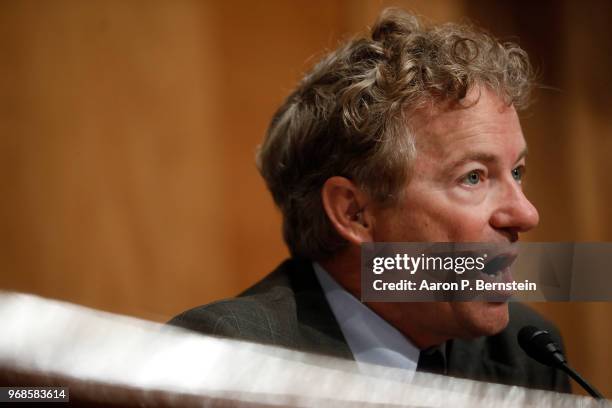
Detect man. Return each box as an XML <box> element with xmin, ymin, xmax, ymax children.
<box><xmin>170</xmin><ymin>9</ymin><xmax>571</xmax><ymax>393</ymax></box>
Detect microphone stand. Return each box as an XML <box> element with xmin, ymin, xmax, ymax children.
<box><xmin>559</xmin><ymin>362</ymin><xmax>604</xmax><ymax>400</ymax></box>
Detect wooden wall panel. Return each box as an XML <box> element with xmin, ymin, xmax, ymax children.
<box><xmin>0</xmin><ymin>0</ymin><xmax>232</xmax><ymax>320</ymax></box>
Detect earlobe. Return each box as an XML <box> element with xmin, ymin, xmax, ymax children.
<box><xmin>321</xmin><ymin>176</ymin><xmax>374</xmax><ymax>245</ymax></box>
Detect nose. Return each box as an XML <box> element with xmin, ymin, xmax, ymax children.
<box><xmin>489</xmin><ymin>181</ymin><xmax>540</xmax><ymax>238</ymax></box>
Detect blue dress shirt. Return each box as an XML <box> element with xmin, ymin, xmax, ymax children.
<box><xmin>313</xmin><ymin>262</ymin><xmax>420</xmax><ymax>375</ymax></box>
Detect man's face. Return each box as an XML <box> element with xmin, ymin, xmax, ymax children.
<box><xmin>369</xmin><ymin>87</ymin><xmax>539</xmax><ymax>343</ymax></box>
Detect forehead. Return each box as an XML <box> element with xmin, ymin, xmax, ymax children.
<box><xmin>409</xmin><ymin>88</ymin><xmax>525</xmax><ymax>162</ymax></box>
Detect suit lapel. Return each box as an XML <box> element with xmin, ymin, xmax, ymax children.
<box><xmin>283</xmin><ymin>259</ymin><xmax>526</xmax><ymax>383</ymax></box>
<box><xmin>285</xmin><ymin>259</ymin><xmax>354</xmax><ymax>359</ymax></box>
<box><xmin>448</xmin><ymin>337</ymin><xmax>522</xmax><ymax>385</ymax></box>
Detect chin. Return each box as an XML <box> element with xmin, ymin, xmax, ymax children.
<box><xmin>452</xmin><ymin>301</ymin><xmax>510</xmax><ymax>338</ymax></box>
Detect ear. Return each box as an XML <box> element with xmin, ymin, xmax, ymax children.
<box><xmin>321</xmin><ymin>176</ymin><xmax>374</xmax><ymax>245</ymax></box>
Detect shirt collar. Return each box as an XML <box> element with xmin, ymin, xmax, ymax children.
<box><xmin>313</xmin><ymin>262</ymin><xmax>420</xmax><ymax>374</ymax></box>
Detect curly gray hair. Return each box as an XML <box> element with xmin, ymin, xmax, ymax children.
<box><xmin>257</xmin><ymin>8</ymin><xmax>534</xmax><ymax>261</ymax></box>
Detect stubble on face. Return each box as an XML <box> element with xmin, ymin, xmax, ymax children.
<box><xmin>367</xmin><ymin>87</ymin><xmax>537</xmax><ymax>346</ymax></box>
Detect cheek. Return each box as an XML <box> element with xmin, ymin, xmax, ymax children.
<box><xmin>404</xmin><ymin>198</ymin><xmax>491</xmax><ymax>242</ymax></box>
<box><xmin>374</xmin><ymin>181</ymin><xmax>494</xmax><ymax>242</ymax></box>
<box><xmin>443</xmin><ymin>208</ymin><xmax>492</xmax><ymax>241</ymax></box>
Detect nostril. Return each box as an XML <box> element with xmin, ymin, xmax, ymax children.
<box><xmin>495</xmin><ymin>229</ymin><xmax>519</xmax><ymax>243</ymax></box>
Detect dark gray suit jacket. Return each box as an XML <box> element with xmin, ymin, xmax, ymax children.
<box><xmin>169</xmin><ymin>258</ymin><xmax>571</xmax><ymax>393</ymax></box>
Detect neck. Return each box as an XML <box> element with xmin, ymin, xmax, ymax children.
<box><xmin>319</xmin><ymin>251</ymin><xmax>450</xmax><ymax>350</ymax></box>
<box><xmin>367</xmin><ymin>302</ymin><xmax>451</xmax><ymax>349</ymax></box>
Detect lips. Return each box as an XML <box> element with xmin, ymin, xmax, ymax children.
<box><xmin>444</xmin><ymin>244</ymin><xmax>518</xmax><ymax>300</ymax></box>
<box><xmin>482</xmin><ymin>253</ymin><xmax>518</xmax><ymax>277</ymax></box>
<box><xmin>478</xmin><ymin>251</ymin><xmax>519</xmax><ymax>299</ymax></box>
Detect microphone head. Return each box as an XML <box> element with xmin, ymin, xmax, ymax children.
<box><xmin>518</xmin><ymin>325</ymin><xmax>566</xmax><ymax>368</ymax></box>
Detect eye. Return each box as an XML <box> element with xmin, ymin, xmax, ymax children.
<box><xmin>512</xmin><ymin>166</ymin><xmax>525</xmax><ymax>183</ymax></box>
<box><xmin>462</xmin><ymin>170</ymin><xmax>483</xmax><ymax>186</ymax></box>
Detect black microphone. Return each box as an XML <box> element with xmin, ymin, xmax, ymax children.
<box><xmin>518</xmin><ymin>325</ymin><xmax>605</xmax><ymax>400</ymax></box>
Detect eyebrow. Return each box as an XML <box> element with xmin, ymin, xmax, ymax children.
<box><xmin>445</xmin><ymin>147</ymin><xmax>528</xmax><ymax>173</ymax></box>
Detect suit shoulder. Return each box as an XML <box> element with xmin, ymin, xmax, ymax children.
<box><xmin>168</xmin><ymin>261</ymin><xmax>299</xmax><ymax>345</ymax></box>
<box><xmin>486</xmin><ymin>303</ymin><xmax>566</xmax><ymax>363</ymax></box>
<box><xmin>491</xmin><ymin>302</ymin><xmax>571</xmax><ymax>393</ymax></box>
<box><xmin>507</xmin><ymin>303</ymin><xmax>564</xmax><ymax>342</ymax></box>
